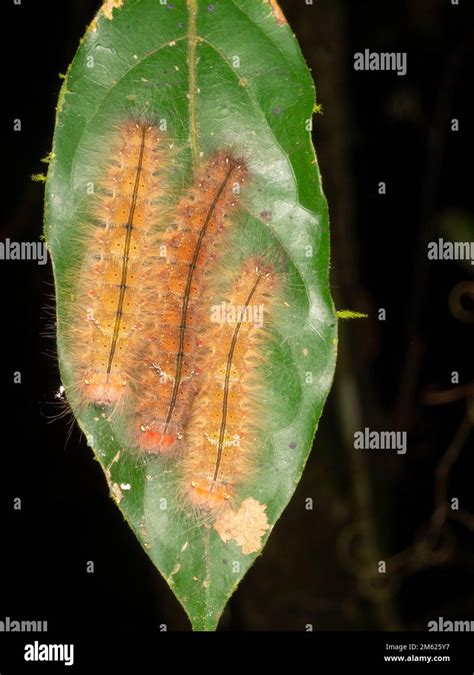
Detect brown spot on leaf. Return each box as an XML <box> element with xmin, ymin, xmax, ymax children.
<box><xmin>266</xmin><ymin>0</ymin><xmax>288</xmax><ymax>26</ymax></box>
<box><xmin>105</xmin><ymin>451</ymin><xmax>122</xmax><ymax>503</ymax></box>
<box><xmin>102</xmin><ymin>0</ymin><xmax>123</xmax><ymax>20</ymax></box>
<box><xmin>214</xmin><ymin>498</ymin><xmax>270</xmax><ymax>555</ymax></box>
<box><xmin>170</xmin><ymin>563</ymin><xmax>181</xmax><ymax>577</ymax></box>
<box><xmin>110</xmin><ymin>482</ymin><xmax>123</xmax><ymax>504</ymax></box>
<box><xmin>139</xmin><ymin>516</ymin><xmax>148</xmax><ymax>539</ymax></box>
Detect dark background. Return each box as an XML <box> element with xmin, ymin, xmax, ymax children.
<box><xmin>1</xmin><ymin>0</ymin><xmax>473</xmax><ymax>632</ymax></box>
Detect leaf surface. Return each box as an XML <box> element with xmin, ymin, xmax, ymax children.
<box><xmin>45</xmin><ymin>0</ymin><xmax>337</xmax><ymax>630</ymax></box>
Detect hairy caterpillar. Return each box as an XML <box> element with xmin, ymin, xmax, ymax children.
<box><xmin>67</xmin><ymin>120</ymin><xmax>166</xmax><ymax>409</ymax></box>
<box><xmin>129</xmin><ymin>151</ymin><xmax>248</xmax><ymax>454</ymax></box>
<box><xmin>180</xmin><ymin>257</ymin><xmax>277</xmax><ymax>511</ymax></box>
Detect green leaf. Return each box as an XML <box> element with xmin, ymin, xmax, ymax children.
<box><xmin>44</xmin><ymin>0</ymin><xmax>337</xmax><ymax>630</ymax></box>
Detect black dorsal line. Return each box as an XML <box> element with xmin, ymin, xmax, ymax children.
<box><xmin>163</xmin><ymin>159</ymin><xmax>237</xmax><ymax>429</ymax></box>
<box><xmin>106</xmin><ymin>125</ymin><xmax>147</xmax><ymax>380</ymax></box>
<box><xmin>211</xmin><ymin>271</ymin><xmax>263</xmax><ymax>486</ymax></box>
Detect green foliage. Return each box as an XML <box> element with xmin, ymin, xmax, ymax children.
<box><xmin>44</xmin><ymin>0</ymin><xmax>337</xmax><ymax>630</ymax></box>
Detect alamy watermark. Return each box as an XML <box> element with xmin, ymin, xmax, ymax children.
<box><xmin>354</xmin><ymin>427</ymin><xmax>407</xmax><ymax>455</ymax></box>
<box><xmin>428</xmin><ymin>617</ymin><xmax>474</xmax><ymax>632</ymax></box>
<box><xmin>0</xmin><ymin>616</ymin><xmax>48</xmax><ymax>632</ymax></box>
<box><xmin>210</xmin><ymin>302</ymin><xmax>264</xmax><ymax>329</ymax></box>
<box><xmin>0</xmin><ymin>238</ymin><xmax>48</xmax><ymax>265</ymax></box>
<box><xmin>354</xmin><ymin>49</ymin><xmax>407</xmax><ymax>76</ymax></box>
<box><xmin>24</xmin><ymin>641</ymin><xmax>74</xmax><ymax>667</ymax></box>
<box><xmin>427</xmin><ymin>238</ymin><xmax>474</xmax><ymax>265</ymax></box>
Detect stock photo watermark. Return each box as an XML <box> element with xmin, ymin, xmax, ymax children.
<box><xmin>427</xmin><ymin>238</ymin><xmax>474</xmax><ymax>265</ymax></box>
<box><xmin>210</xmin><ymin>301</ymin><xmax>265</xmax><ymax>328</ymax></box>
<box><xmin>0</xmin><ymin>238</ymin><xmax>48</xmax><ymax>265</ymax></box>
<box><xmin>0</xmin><ymin>616</ymin><xmax>48</xmax><ymax>631</ymax></box>
<box><xmin>353</xmin><ymin>49</ymin><xmax>407</xmax><ymax>76</ymax></box>
<box><xmin>354</xmin><ymin>427</ymin><xmax>407</xmax><ymax>455</ymax></box>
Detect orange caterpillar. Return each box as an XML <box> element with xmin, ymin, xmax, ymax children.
<box><xmin>180</xmin><ymin>258</ymin><xmax>277</xmax><ymax>512</ymax></box>
<box><xmin>132</xmin><ymin>152</ymin><xmax>248</xmax><ymax>454</ymax></box>
<box><xmin>68</xmin><ymin>120</ymin><xmax>166</xmax><ymax>408</ymax></box>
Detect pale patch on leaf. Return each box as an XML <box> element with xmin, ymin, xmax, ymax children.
<box><xmin>110</xmin><ymin>482</ymin><xmax>123</xmax><ymax>504</ymax></box>
<box><xmin>214</xmin><ymin>498</ymin><xmax>270</xmax><ymax>555</ymax></box>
